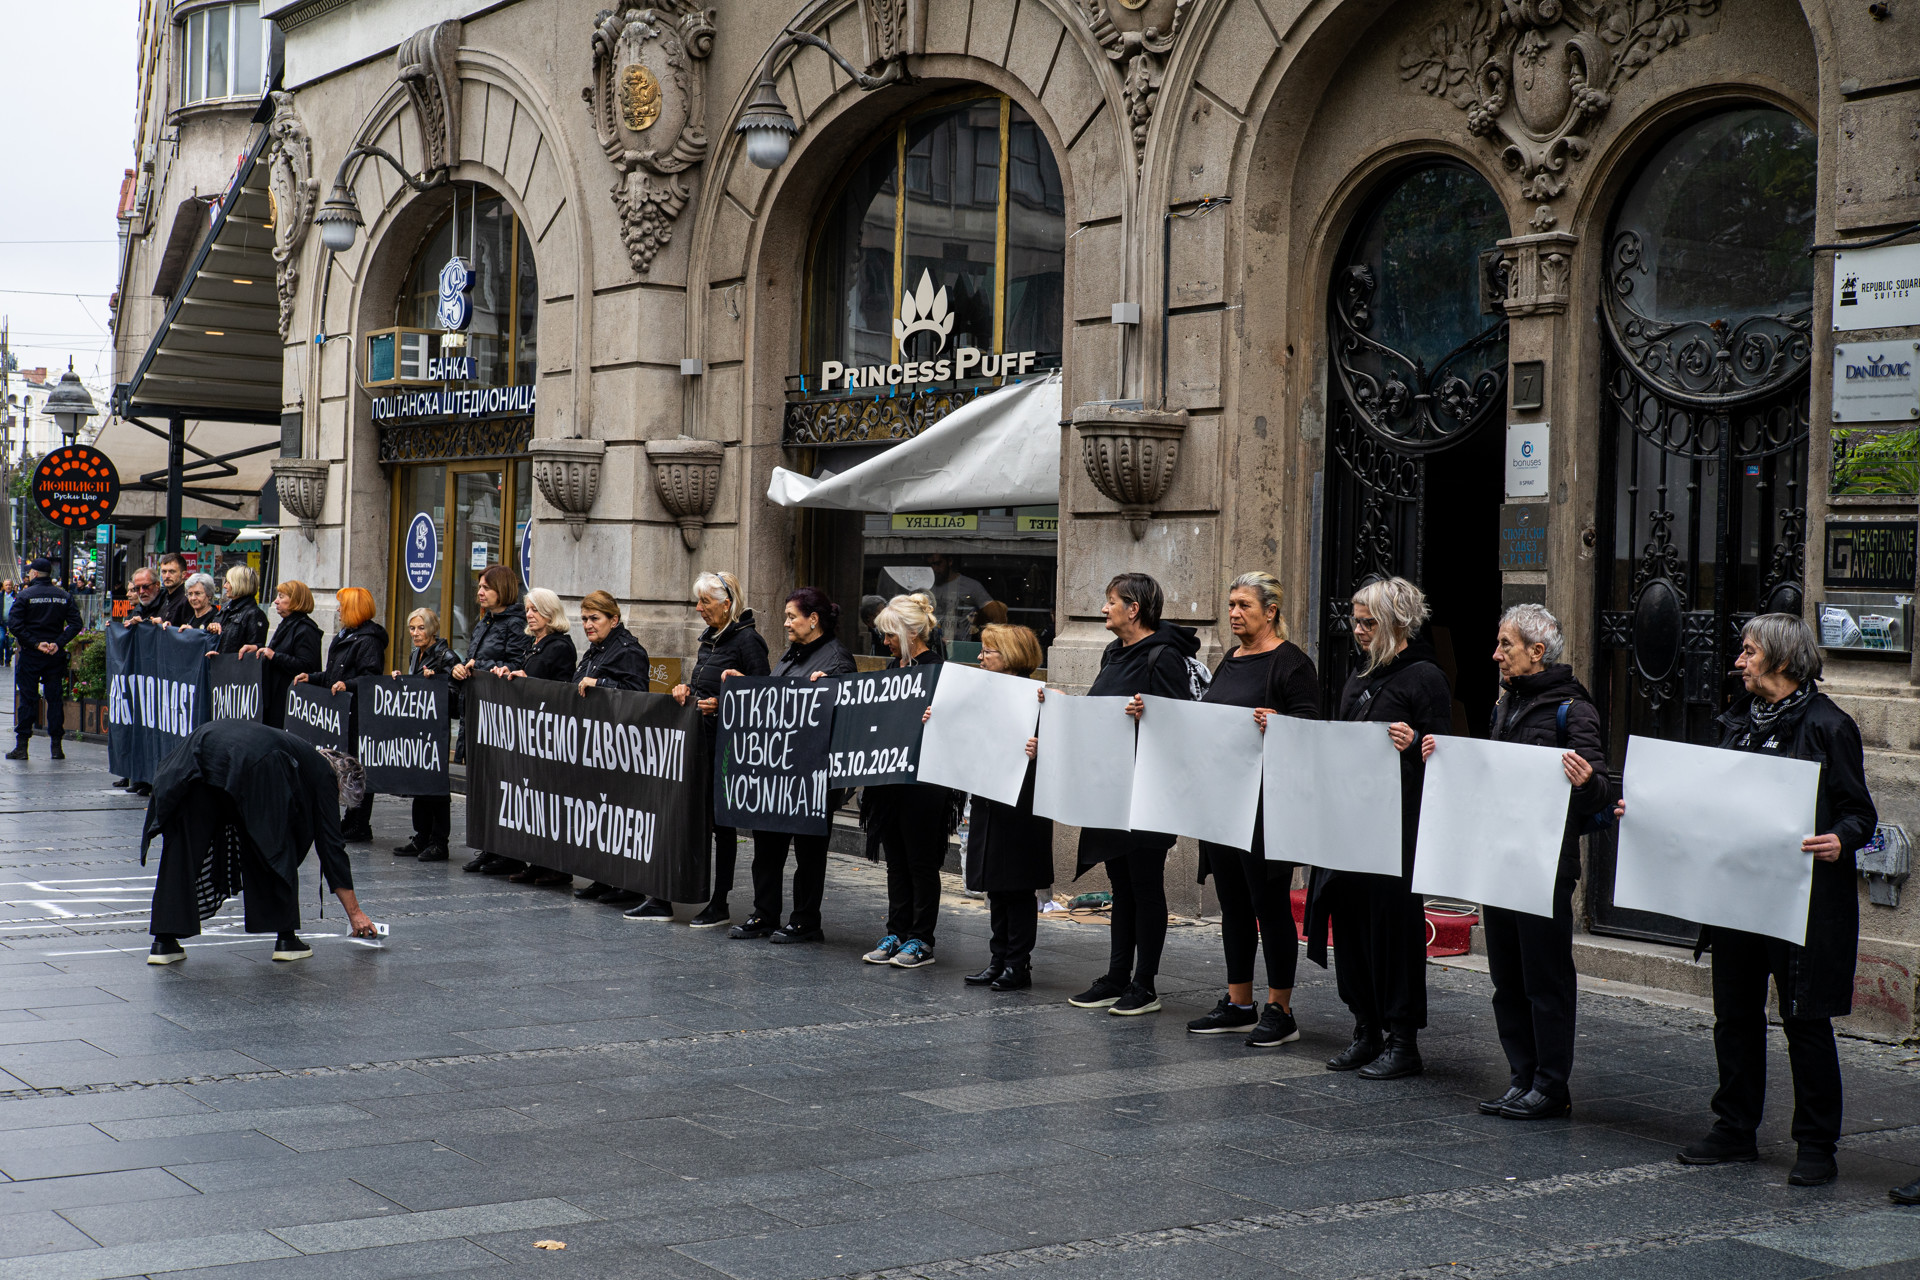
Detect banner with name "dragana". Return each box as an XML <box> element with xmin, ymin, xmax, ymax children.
<box><xmin>106</xmin><ymin>623</ymin><xmax>210</xmax><ymax>784</ymax></box>
<box><xmin>465</xmin><ymin>674</ymin><xmax>710</xmax><ymax>901</ymax></box>
<box><xmin>354</xmin><ymin>675</ymin><xmax>450</xmax><ymax>796</ymax></box>
<box><xmin>714</xmin><ymin>676</ymin><xmax>836</xmax><ymax>836</ymax></box>
<box><xmin>283</xmin><ymin>682</ymin><xmax>351</xmax><ymax>754</ymax></box>
<box><xmin>208</xmin><ymin>653</ymin><xmax>265</xmax><ymax>722</ymax></box>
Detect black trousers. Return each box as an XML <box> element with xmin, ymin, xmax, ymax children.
<box><xmin>751</xmin><ymin>829</ymin><xmax>829</xmax><ymax>930</ymax></box>
<box><xmin>1484</xmin><ymin>868</ymin><xmax>1578</xmax><ymax>1099</ymax></box>
<box><xmin>1106</xmin><ymin>848</ymin><xmax>1169</xmax><ymax>991</ymax></box>
<box><xmin>989</xmin><ymin>891</ymin><xmax>1038</xmax><ymax>968</ymax></box>
<box><xmin>151</xmin><ymin>835</ymin><xmax>300</xmax><ymax>939</ymax></box>
<box><xmin>15</xmin><ymin>661</ymin><xmax>63</xmax><ymax>745</ymax></box>
<box><xmin>1204</xmin><ymin>837</ymin><xmax>1298</xmax><ymax>991</ymax></box>
<box><xmin>1323</xmin><ymin>871</ymin><xmax>1428</xmax><ymax>1032</ymax></box>
<box><xmin>1709</xmin><ymin>928</ymin><xmax>1844</xmax><ymax>1153</ymax></box>
<box><xmin>411</xmin><ymin>796</ymin><xmax>451</xmax><ymax>843</ymax></box>
<box><xmin>709</xmin><ymin>825</ymin><xmax>737</xmax><ymax>906</ymax></box>
<box><xmin>875</xmin><ymin>800</ymin><xmax>948</xmax><ymax>945</ymax></box>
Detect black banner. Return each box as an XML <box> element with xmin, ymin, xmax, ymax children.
<box><xmin>714</xmin><ymin>676</ymin><xmax>835</xmax><ymax>836</ymax></box>
<box><xmin>208</xmin><ymin>654</ymin><xmax>265</xmax><ymax>722</ymax></box>
<box><xmin>106</xmin><ymin>624</ymin><xmax>209</xmax><ymax>784</ymax></box>
<box><xmin>355</xmin><ymin>675</ymin><xmax>450</xmax><ymax>796</ymax></box>
<box><xmin>284</xmin><ymin>682</ymin><xmax>351</xmax><ymax>754</ymax></box>
<box><xmin>827</xmin><ymin>666</ymin><xmax>940</xmax><ymax>788</ymax></box>
<box><xmin>465</xmin><ymin>674</ymin><xmax>710</xmax><ymax>900</ymax></box>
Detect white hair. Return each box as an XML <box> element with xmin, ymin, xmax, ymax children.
<box><xmin>1499</xmin><ymin>603</ymin><xmax>1565</xmax><ymax>664</ymax></box>
<box><xmin>1351</xmin><ymin>577</ymin><xmax>1430</xmax><ymax>673</ymax></box>
<box><xmin>524</xmin><ymin>587</ymin><xmax>570</xmax><ymax>634</ymax></box>
<box><xmin>692</xmin><ymin>571</ymin><xmax>741</xmax><ymax>627</ymax></box>
<box><xmin>185</xmin><ymin>572</ymin><xmax>218</xmax><ymax>601</ymax></box>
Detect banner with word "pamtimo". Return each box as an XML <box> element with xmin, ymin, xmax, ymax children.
<box><xmin>827</xmin><ymin>665</ymin><xmax>940</xmax><ymax>788</ymax></box>
<box><xmin>106</xmin><ymin>623</ymin><xmax>209</xmax><ymax>784</ymax></box>
<box><xmin>465</xmin><ymin>673</ymin><xmax>710</xmax><ymax>901</ymax></box>
<box><xmin>714</xmin><ymin>676</ymin><xmax>835</xmax><ymax>836</ymax></box>
<box><xmin>354</xmin><ymin>675</ymin><xmax>450</xmax><ymax>796</ymax></box>
<box><xmin>284</xmin><ymin>682</ymin><xmax>351</xmax><ymax>754</ymax></box>
<box><xmin>207</xmin><ymin>653</ymin><xmax>264</xmax><ymax>722</ymax></box>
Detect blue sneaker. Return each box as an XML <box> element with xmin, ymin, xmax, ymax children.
<box><xmin>863</xmin><ymin>934</ymin><xmax>903</xmax><ymax>964</ymax></box>
<box><xmin>890</xmin><ymin>939</ymin><xmax>936</xmax><ymax>969</ymax></box>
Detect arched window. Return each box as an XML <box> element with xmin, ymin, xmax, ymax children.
<box><xmin>395</xmin><ymin>192</ymin><xmax>539</xmax><ymax>388</ymax></box>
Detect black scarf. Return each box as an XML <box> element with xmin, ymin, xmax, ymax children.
<box><xmin>1734</xmin><ymin>682</ymin><xmax>1814</xmax><ymax>749</ymax></box>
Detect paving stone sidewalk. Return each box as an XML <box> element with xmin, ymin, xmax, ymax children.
<box><xmin>4</xmin><ymin>724</ymin><xmax>1920</xmax><ymax>1280</ymax></box>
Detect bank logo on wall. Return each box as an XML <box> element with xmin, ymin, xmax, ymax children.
<box><xmin>893</xmin><ymin>270</ymin><xmax>954</xmax><ymax>353</ymax></box>
<box><xmin>405</xmin><ymin>512</ymin><xmax>439</xmax><ymax>593</ymax></box>
<box><xmin>437</xmin><ymin>256</ymin><xmax>474</xmax><ymax>332</ymax></box>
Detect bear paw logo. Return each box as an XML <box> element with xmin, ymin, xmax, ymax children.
<box><xmin>893</xmin><ymin>270</ymin><xmax>955</xmax><ymax>353</ymax></box>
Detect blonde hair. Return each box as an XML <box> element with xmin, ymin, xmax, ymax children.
<box><xmin>1351</xmin><ymin>576</ymin><xmax>1429</xmax><ymax>674</ymax></box>
<box><xmin>407</xmin><ymin>607</ymin><xmax>441</xmax><ymax>638</ymax></box>
<box><xmin>1229</xmin><ymin>571</ymin><xmax>1288</xmax><ymax>644</ymax></box>
<box><xmin>692</xmin><ymin>571</ymin><xmax>742</xmax><ymax>627</ymax></box>
<box><xmin>980</xmin><ymin>623</ymin><xmax>1043</xmax><ymax>677</ymax></box>
<box><xmin>524</xmin><ymin>587</ymin><xmax>570</xmax><ymax>634</ymax></box>
<box><xmin>580</xmin><ymin>590</ymin><xmax>621</xmax><ymax>625</ymax></box>
<box><xmin>224</xmin><ymin>564</ymin><xmax>258</xmax><ymax>597</ymax></box>
<box><xmin>874</xmin><ymin>592</ymin><xmax>937</xmax><ymax>655</ymax></box>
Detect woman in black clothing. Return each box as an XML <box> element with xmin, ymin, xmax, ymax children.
<box><xmin>293</xmin><ymin>586</ymin><xmax>389</xmax><ymax>843</ymax></box>
<box><xmin>1184</xmin><ymin>571</ymin><xmax>1321</xmax><ymax>1048</ymax></box>
<box><xmin>555</xmin><ymin>592</ymin><xmax>652</xmax><ymax>907</ymax></box>
<box><xmin>450</xmin><ymin>565</ymin><xmax>529</xmax><ymax>716</ymax></box>
<box><xmin>731</xmin><ymin>586</ymin><xmax>856</xmax><ymax>944</ymax></box>
<box><xmin>1305</xmin><ymin>576</ymin><xmax>1451</xmax><ymax>1081</ymax></box>
<box><xmin>390</xmin><ymin>607</ymin><xmax>461</xmax><ymax>863</ymax></box>
<box><xmin>1619</xmin><ymin>614</ymin><xmax>1875</xmax><ymax>1189</ymax></box>
<box><xmin>208</xmin><ymin>565</ymin><xmax>267</xmax><ymax>655</ymax></box>
<box><xmin>860</xmin><ymin>593</ymin><xmax>950</xmax><ymax>970</ymax></box>
<box><xmin>1069</xmin><ymin>572</ymin><xmax>1201</xmax><ymax>1018</ymax></box>
<box><xmin>176</xmin><ymin>573</ymin><xmax>220</xmax><ymax>631</ymax></box>
<box><xmin>662</xmin><ymin>571</ymin><xmax>770</xmax><ymax>928</ymax></box>
<box><xmin>487</xmin><ymin>588</ymin><xmax>578</xmax><ymax>886</ymax></box>
<box><xmin>240</xmin><ymin>579</ymin><xmax>323</xmax><ymax>730</ymax></box>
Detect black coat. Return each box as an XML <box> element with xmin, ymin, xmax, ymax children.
<box><xmin>1077</xmin><ymin>622</ymin><xmax>1202</xmax><ymax>870</ymax></box>
<box><xmin>1706</xmin><ymin>690</ymin><xmax>1877</xmax><ymax>1019</ymax></box>
<box><xmin>466</xmin><ymin>606</ymin><xmax>530</xmax><ymax>673</ymax></box>
<box><xmin>1487</xmin><ymin>664</ymin><xmax>1612</xmax><ymax>880</ymax></box>
<box><xmin>212</xmin><ymin>596</ymin><xmax>268</xmax><ymax>654</ymax></box>
<box><xmin>690</xmin><ymin>611</ymin><xmax>771</xmax><ymax>696</ymax></box>
<box><xmin>318</xmin><ymin>621</ymin><xmax>389</xmax><ymax>686</ymax></box>
<box><xmin>574</xmin><ymin>624</ymin><xmax>649</xmax><ymax>691</ymax></box>
<box><xmin>159</xmin><ymin>583</ymin><xmax>195</xmax><ymax>627</ymax></box>
<box><xmin>771</xmin><ymin>632</ymin><xmax>856</xmax><ymax>679</ymax></box>
<box><xmin>262</xmin><ymin>613</ymin><xmax>323</xmax><ymax>729</ymax></box>
<box><xmin>966</xmin><ymin>759</ymin><xmax>1053</xmax><ymax>892</ymax></box>
<box><xmin>408</xmin><ymin>638</ymin><xmax>460</xmax><ymax>677</ymax></box>
<box><xmin>520</xmin><ymin>631</ymin><xmax>578</xmax><ymax>681</ymax></box>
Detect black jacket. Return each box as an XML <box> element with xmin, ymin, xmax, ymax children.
<box><xmin>159</xmin><ymin>583</ymin><xmax>195</xmax><ymax>627</ymax></box>
<box><xmin>574</xmin><ymin>624</ymin><xmax>649</xmax><ymax>691</ymax></box>
<box><xmin>212</xmin><ymin>595</ymin><xmax>268</xmax><ymax>654</ymax></box>
<box><xmin>771</xmin><ymin>632</ymin><xmax>856</xmax><ymax>679</ymax></box>
<box><xmin>318</xmin><ymin>621</ymin><xmax>389</xmax><ymax>687</ymax></box>
<box><xmin>261</xmin><ymin>612</ymin><xmax>323</xmax><ymax>728</ymax></box>
<box><xmin>1707</xmin><ymin>690</ymin><xmax>1877</xmax><ymax>1019</ymax></box>
<box><xmin>1077</xmin><ymin>622</ymin><xmax>1202</xmax><ymax>870</ymax></box>
<box><xmin>1488</xmin><ymin>664</ymin><xmax>1613</xmax><ymax>880</ymax></box>
<box><xmin>966</xmin><ymin>759</ymin><xmax>1053</xmax><ymax>893</ymax></box>
<box><xmin>520</xmin><ymin>631</ymin><xmax>578</xmax><ymax>682</ymax></box>
<box><xmin>690</xmin><ymin>611</ymin><xmax>771</xmax><ymax>697</ymax></box>
<box><xmin>408</xmin><ymin>638</ymin><xmax>460</xmax><ymax>678</ymax></box>
<box><xmin>7</xmin><ymin>579</ymin><xmax>82</xmax><ymax>664</ymax></box>
<box><xmin>466</xmin><ymin>606</ymin><xmax>529</xmax><ymax>673</ymax></box>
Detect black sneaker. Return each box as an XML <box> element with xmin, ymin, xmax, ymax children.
<box><xmin>689</xmin><ymin>903</ymin><xmax>731</xmax><ymax>929</ymax></box>
<box><xmin>393</xmin><ymin>839</ymin><xmax>423</xmax><ymax>856</ymax></box>
<box><xmin>623</xmin><ymin>897</ymin><xmax>674</xmax><ymax>920</ymax></box>
<box><xmin>1068</xmin><ymin>976</ymin><xmax>1128</xmax><ymax>1008</ymax></box>
<box><xmin>464</xmin><ymin>853</ymin><xmax>497</xmax><ymax>873</ymax></box>
<box><xmin>1108</xmin><ymin>984</ymin><xmax>1161</xmax><ymax>1016</ymax></box>
<box><xmin>1789</xmin><ymin>1147</ymin><xmax>1837</xmax><ymax>1187</ymax></box>
<box><xmin>1677</xmin><ymin>1131</ymin><xmax>1759</xmax><ymax>1166</ymax></box>
<box><xmin>728</xmin><ymin>917</ymin><xmax>777</xmax><ymax>939</ymax></box>
<box><xmin>1187</xmin><ymin>996</ymin><xmax>1259</xmax><ymax>1035</ymax></box>
<box><xmin>49</xmin><ymin>743</ymin><xmax>63</xmax><ymax>760</ymax></box>
<box><xmin>5</xmin><ymin>745</ymin><xmax>26</xmax><ymax>761</ymax></box>
<box><xmin>147</xmin><ymin>936</ymin><xmax>185</xmax><ymax>965</ymax></box>
<box><xmin>271</xmin><ymin>933</ymin><xmax>313</xmax><ymax>961</ymax></box>
<box><xmin>767</xmin><ymin>924</ymin><xmax>824</xmax><ymax>944</ymax></box>
<box><xmin>1245</xmin><ymin>1004</ymin><xmax>1301</xmax><ymax>1047</ymax></box>
<box><xmin>574</xmin><ymin>880</ymin><xmax>613</xmax><ymax>898</ymax></box>
<box><xmin>415</xmin><ymin>843</ymin><xmax>449</xmax><ymax>863</ymax></box>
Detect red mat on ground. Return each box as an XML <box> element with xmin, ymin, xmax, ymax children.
<box><xmin>1288</xmin><ymin>887</ymin><xmax>1478</xmax><ymax>958</ymax></box>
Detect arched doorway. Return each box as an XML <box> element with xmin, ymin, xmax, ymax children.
<box><xmin>1590</xmin><ymin>106</ymin><xmax>1816</xmax><ymax>941</ymax></box>
<box><xmin>1319</xmin><ymin>163</ymin><xmax>1510</xmax><ymax>729</ymax></box>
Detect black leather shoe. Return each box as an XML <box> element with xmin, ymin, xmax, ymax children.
<box><xmin>463</xmin><ymin>853</ymin><xmax>494</xmax><ymax>873</ymax></box>
<box><xmin>6</xmin><ymin>745</ymin><xmax>29</xmax><ymax>760</ymax></box>
<box><xmin>964</xmin><ymin>964</ymin><xmax>1006</xmax><ymax>987</ymax></box>
<box><xmin>1499</xmin><ymin>1089</ymin><xmax>1570</xmax><ymax>1120</ymax></box>
<box><xmin>728</xmin><ymin>917</ymin><xmax>777</xmax><ymax>939</ymax></box>
<box><xmin>1478</xmin><ymin>1086</ymin><xmax>1526</xmax><ymax>1116</ymax></box>
<box><xmin>599</xmin><ymin>889</ymin><xmax>643</xmax><ymax>906</ymax></box>
<box><xmin>415</xmin><ymin>843</ymin><xmax>449</xmax><ymax>863</ymax></box>
<box><xmin>575</xmin><ymin>880</ymin><xmax>612</xmax><ymax>899</ymax></box>
<box><xmin>1677</xmin><ymin>1131</ymin><xmax>1759</xmax><ymax>1165</ymax></box>
<box><xmin>1789</xmin><ymin>1148</ymin><xmax>1837</xmax><ymax>1187</ymax></box>
<box><xmin>393</xmin><ymin>839</ymin><xmax>423</xmax><ymax>856</ymax></box>
<box><xmin>1889</xmin><ymin>1176</ymin><xmax>1920</xmax><ymax>1204</ymax></box>
<box><xmin>1326</xmin><ymin>1026</ymin><xmax>1383</xmax><ymax>1072</ymax></box>
<box><xmin>1358</xmin><ymin>1033</ymin><xmax>1423</xmax><ymax>1080</ymax></box>
<box><xmin>990</xmin><ymin>966</ymin><xmax>1032</xmax><ymax>991</ymax></box>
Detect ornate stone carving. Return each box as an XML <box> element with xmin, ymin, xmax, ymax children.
<box><xmin>646</xmin><ymin>436</ymin><xmax>724</xmax><ymax>550</ymax></box>
<box><xmin>1072</xmin><ymin>404</ymin><xmax>1188</xmax><ymax>539</ymax></box>
<box><xmin>1079</xmin><ymin>0</ymin><xmax>1196</xmax><ymax>165</ymax></box>
<box><xmin>583</xmin><ymin>5</ymin><xmax>715</xmax><ymax>274</ymax></box>
<box><xmin>264</xmin><ymin>92</ymin><xmax>317</xmax><ymax>342</ymax></box>
<box><xmin>270</xmin><ymin>458</ymin><xmax>329</xmax><ymax>542</ymax></box>
<box><xmin>396</xmin><ymin>21</ymin><xmax>462</xmax><ymax>171</ymax></box>
<box><xmin>529</xmin><ymin>437</ymin><xmax>607</xmax><ymax>540</ymax></box>
<box><xmin>858</xmin><ymin>0</ymin><xmax>925</xmax><ymax>73</ymax></box>
<box><xmin>1400</xmin><ymin>0</ymin><xmax>1717</xmax><ymax>205</ymax></box>
<box><xmin>785</xmin><ymin>385</ymin><xmax>991</xmax><ymax>447</ymax></box>
<box><xmin>1497</xmin><ymin>230</ymin><xmax>1578</xmax><ymax>316</ymax></box>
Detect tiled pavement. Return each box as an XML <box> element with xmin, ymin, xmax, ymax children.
<box><xmin>5</xmin><ymin>721</ymin><xmax>1920</xmax><ymax>1279</ymax></box>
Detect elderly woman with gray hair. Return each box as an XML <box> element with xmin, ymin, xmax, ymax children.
<box><xmin>1421</xmin><ymin>603</ymin><xmax>1610</xmax><ymax>1120</ymax></box>
<box><xmin>1617</xmin><ymin>613</ymin><xmax>1875</xmax><ymax>1190</ymax></box>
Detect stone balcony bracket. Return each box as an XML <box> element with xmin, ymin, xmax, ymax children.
<box><xmin>1072</xmin><ymin>403</ymin><xmax>1190</xmax><ymax>540</ymax></box>
<box><xmin>269</xmin><ymin>457</ymin><xmax>330</xmax><ymax>542</ymax></box>
<box><xmin>529</xmin><ymin>437</ymin><xmax>608</xmax><ymax>541</ymax></box>
<box><xmin>645</xmin><ymin>436</ymin><xmax>726</xmax><ymax>551</ymax></box>
<box><xmin>1496</xmin><ymin>230</ymin><xmax>1580</xmax><ymax>318</ymax></box>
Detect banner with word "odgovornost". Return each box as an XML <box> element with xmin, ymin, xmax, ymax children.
<box><xmin>283</xmin><ymin>682</ymin><xmax>351</xmax><ymax>754</ymax></box>
<box><xmin>714</xmin><ymin>675</ymin><xmax>836</xmax><ymax>836</ymax></box>
<box><xmin>465</xmin><ymin>674</ymin><xmax>710</xmax><ymax>901</ymax></box>
<box><xmin>208</xmin><ymin>653</ymin><xmax>265</xmax><ymax>722</ymax></box>
<box><xmin>106</xmin><ymin>623</ymin><xmax>209</xmax><ymax>784</ymax></box>
<box><xmin>354</xmin><ymin>675</ymin><xmax>450</xmax><ymax>796</ymax></box>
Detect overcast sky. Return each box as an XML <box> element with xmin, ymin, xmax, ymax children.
<box><xmin>1</xmin><ymin>0</ymin><xmax>140</xmax><ymax>397</ymax></box>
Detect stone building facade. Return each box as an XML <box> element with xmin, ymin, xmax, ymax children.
<box><xmin>120</xmin><ymin>0</ymin><xmax>1920</xmax><ymax>1032</ymax></box>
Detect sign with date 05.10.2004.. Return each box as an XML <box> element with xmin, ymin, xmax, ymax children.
<box><xmin>826</xmin><ymin>666</ymin><xmax>942</xmax><ymax>789</ymax></box>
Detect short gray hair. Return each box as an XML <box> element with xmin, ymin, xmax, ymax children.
<box><xmin>1351</xmin><ymin>576</ymin><xmax>1430</xmax><ymax>673</ymax></box>
<box><xmin>1499</xmin><ymin>603</ymin><xmax>1565</xmax><ymax>664</ymax></box>
<box><xmin>1742</xmin><ymin>613</ymin><xmax>1823</xmax><ymax>686</ymax></box>
<box><xmin>185</xmin><ymin>572</ymin><xmax>218</xmax><ymax>600</ymax></box>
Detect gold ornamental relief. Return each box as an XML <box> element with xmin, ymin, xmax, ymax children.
<box><xmin>620</xmin><ymin>64</ymin><xmax>661</xmax><ymax>131</ymax></box>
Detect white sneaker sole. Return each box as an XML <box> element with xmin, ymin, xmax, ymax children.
<box><xmin>1068</xmin><ymin>996</ymin><xmax>1122</xmax><ymax>1008</ymax></box>
<box><xmin>271</xmin><ymin>947</ymin><xmax>313</xmax><ymax>961</ymax></box>
<box><xmin>1108</xmin><ymin>999</ymin><xmax>1161</xmax><ymax>1016</ymax></box>
<box><xmin>889</xmin><ymin>956</ymin><xmax>936</xmax><ymax>969</ymax></box>
<box><xmin>1247</xmin><ymin>1030</ymin><xmax>1302</xmax><ymax>1046</ymax></box>
<box><xmin>863</xmin><ymin>953</ymin><xmax>897</xmax><ymax>964</ymax></box>
<box><xmin>1187</xmin><ymin>1022</ymin><xmax>1257</xmax><ymax>1034</ymax></box>
<box><xmin>687</xmin><ymin>918</ymin><xmax>731</xmax><ymax>929</ymax></box>
<box><xmin>147</xmin><ymin>951</ymin><xmax>185</xmax><ymax>965</ymax></box>
<box><xmin>623</xmin><ymin>913</ymin><xmax>677</xmax><ymax>922</ymax></box>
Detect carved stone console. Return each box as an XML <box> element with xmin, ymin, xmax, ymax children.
<box><xmin>1499</xmin><ymin>230</ymin><xmax>1579</xmax><ymax>317</ymax></box>
<box><xmin>1078</xmin><ymin>0</ymin><xmax>1196</xmax><ymax>166</ymax></box>
<box><xmin>264</xmin><ymin>92</ymin><xmax>317</xmax><ymax>341</ymax></box>
<box><xmin>397</xmin><ymin>21</ymin><xmax>462</xmax><ymax>170</ymax></box>
<box><xmin>645</xmin><ymin>436</ymin><xmax>724</xmax><ymax>550</ymax></box>
<box><xmin>1072</xmin><ymin>404</ymin><xmax>1188</xmax><ymax>539</ymax></box>
<box><xmin>270</xmin><ymin>458</ymin><xmax>330</xmax><ymax>542</ymax></box>
<box><xmin>530</xmin><ymin>437</ymin><xmax>607</xmax><ymax>540</ymax></box>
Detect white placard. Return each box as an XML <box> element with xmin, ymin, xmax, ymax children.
<box><xmin>1032</xmin><ymin>694</ymin><xmax>1136</xmax><ymax>828</ymax></box>
<box><xmin>914</xmin><ymin>662</ymin><xmax>1042</xmax><ymax>806</ymax></box>
<box><xmin>1834</xmin><ymin>243</ymin><xmax>1920</xmax><ymax>332</ymax></box>
<box><xmin>1832</xmin><ymin>342</ymin><xmax>1920</xmax><ymax>423</ymax></box>
<box><xmin>1614</xmin><ymin>734</ymin><xmax>1821</xmax><ymax>946</ymax></box>
<box><xmin>1127</xmin><ymin>696</ymin><xmax>1266</xmax><ymax>849</ymax></box>
<box><xmin>1506</xmin><ymin>421</ymin><xmax>1549</xmax><ymax>499</ymax></box>
<box><xmin>1262</xmin><ymin>716</ymin><xmax>1405</xmax><ymax>876</ymax></box>
<box><xmin>1412</xmin><ymin>736</ymin><xmax>1571</xmax><ymax>917</ymax></box>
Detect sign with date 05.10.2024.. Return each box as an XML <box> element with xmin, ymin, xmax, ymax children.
<box><xmin>826</xmin><ymin>666</ymin><xmax>942</xmax><ymax>789</ymax></box>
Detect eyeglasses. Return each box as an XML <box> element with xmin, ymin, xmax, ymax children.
<box><xmin>1351</xmin><ymin>616</ymin><xmax>1379</xmax><ymax>632</ymax></box>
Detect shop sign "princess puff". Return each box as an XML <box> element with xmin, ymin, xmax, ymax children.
<box><xmin>816</xmin><ymin>270</ymin><xmax>1039</xmax><ymax>392</ymax></box>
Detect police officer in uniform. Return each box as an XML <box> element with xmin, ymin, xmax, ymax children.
<box><xmin>7</xmin><ymin>559</ymin><xmax>83</xmax><ymax>761</ymax></box>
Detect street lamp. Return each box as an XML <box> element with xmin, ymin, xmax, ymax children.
<box><xmin>734</xmin><ymin>28</ymin><xmax>908</xmax><ymax>171</ymax></box>
<box><xmin>314</xmin><ymin>145</ymin><xmax>450</xmax><ymax>254</ymax></box>
<box><xmin>41</xmin><ymin>362</ymin><xmax>98</xmax><ymax>586</ymax></box>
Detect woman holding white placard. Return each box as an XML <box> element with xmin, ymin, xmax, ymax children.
<box><xmin>1421</xmin><ymin>604</ymin><xmax>1610</xmax><ymax>1120</ymax></box>
<box><xmin>1183</xmin><ymin>572</ymin><xmax>1321</xmax><ymax>1049</ymax></box>
<box><xmin>1305</xmin><ymin>577</ymin><xmax>1450</xmax><ymax>1080</ymax></box>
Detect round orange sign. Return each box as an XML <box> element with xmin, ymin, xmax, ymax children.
<box><xmin>32</xmin><ymin>445</ymin><xmax>120</xmax><ymax>531</ymax></box>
